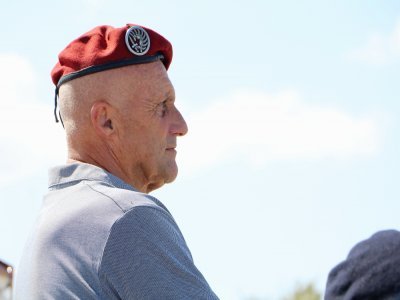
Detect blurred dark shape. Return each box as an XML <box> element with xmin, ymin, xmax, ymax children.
<box><xmin>325</xmin><ymin>230</ymin><xmax>400</xmax><ymax>300</ymax></box>
<box><xmin>0</xmin><ymin>260</ymin><xmax>12</xmax><ymax>300</ymax></box>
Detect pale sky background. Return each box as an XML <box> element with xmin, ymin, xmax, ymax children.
<box><xmin>1</xmin><ymin>1</ymin><xmax>400</xmax><ymax>299</ymax></box>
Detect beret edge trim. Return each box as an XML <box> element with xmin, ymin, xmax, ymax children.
<box><xmin>56</xmin><ymin>53</ymin><xmax>165</xmax><ymax>89</ymax></box>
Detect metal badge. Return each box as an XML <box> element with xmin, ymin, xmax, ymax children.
<box><xmin>125</xmin><ymin>26</ymin><xmax>150</xmax><ymax>56</ymax></box>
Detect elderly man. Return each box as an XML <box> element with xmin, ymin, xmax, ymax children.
<box><xmin>15</xmin><ymin>24</ymin><xmax>218</xmax><ymax>299</ymax></box>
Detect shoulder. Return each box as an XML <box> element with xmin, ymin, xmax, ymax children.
<box><xmin>82</xmin><ymin>180</ymin><xmax>160</xmax><ymax>213</ymax></box>
<box><xmin>106</xmin><ymin>203</ymin><xmax>184</xmax><ymax>250</ymax></box>
<box><xmin>98</xmin><ymin>205</ymin><xmax>218</xmax><ymax>299</ymax></box>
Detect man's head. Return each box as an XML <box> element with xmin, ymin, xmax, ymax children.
<box><xmin>52</xmin><ymin>24</ymin><xmax>187</xmax><ymax>193</ymax></box>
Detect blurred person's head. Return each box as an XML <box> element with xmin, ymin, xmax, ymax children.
<box><xmin>325</xmin><ymin>230</ymin><xmax>400</xmax><ymax>300</ymax></box>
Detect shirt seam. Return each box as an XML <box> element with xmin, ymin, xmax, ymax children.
<box><xmin>83</xmin><ymin>181</ymin><xmax>125</xmax><ymax>212</ymax></box>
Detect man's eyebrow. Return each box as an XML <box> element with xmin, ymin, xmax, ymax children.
<box><xmin>161</xmin><ymin>92</ymin><xmax>175</xmax><ymax>102</ymax></box>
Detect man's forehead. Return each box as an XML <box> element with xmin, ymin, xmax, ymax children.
<box><xmin>107</xmin><ymin>62</ymin><xmax>173</xmax><ymax>100</ymax></box>
<box><xmin>113</xmin><ymin>61</ymin><xmax>171</xmax><ymax>90</ymax></box>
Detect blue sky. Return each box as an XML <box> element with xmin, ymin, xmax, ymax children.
<box><xmin>1</xmin><ymin>1</ymin><xmax>400</xmax><ymax>298</ymax></box>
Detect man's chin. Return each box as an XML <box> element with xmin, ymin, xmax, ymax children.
<box><xmin>164</xmin><ymin>162</ymin><xmax>178</xmax><ymax>184</ymax></box>
<box><xmin>148</xmin><ymin>174</ymin><xmax>176</xmax><ymax>193</ymax></box>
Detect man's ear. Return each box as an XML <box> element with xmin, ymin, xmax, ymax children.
<box><xmin>90</xmin><ymin>101</ymin><xmax>115</xmax><ymax>137</ymax></box>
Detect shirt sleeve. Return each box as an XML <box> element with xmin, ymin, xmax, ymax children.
<box><xmin>98</xmin><ymin>205</ymin><xmax>219</xmax><ymax>300</ymax></box>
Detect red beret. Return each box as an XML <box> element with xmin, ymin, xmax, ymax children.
<box><xmin>51</xmin><ymin>24</ymin><xmax>173</xmax><ymax>86</ymax></box>
<box><xmin>51</xmin><ymin>23</ymin><xmax>173</xmax><ymax>122</ymax></box>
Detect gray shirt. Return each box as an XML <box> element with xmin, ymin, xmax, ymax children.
<box><xmin>15</xmin><ymin>163</ymin><xmax>218</xmax><ymax>299</ymax></box>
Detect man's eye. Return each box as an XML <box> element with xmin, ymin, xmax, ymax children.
<box><xmin>158</xmin><ymin>101</ymin><xmax>168</xmax><ymax>117</ymax></box>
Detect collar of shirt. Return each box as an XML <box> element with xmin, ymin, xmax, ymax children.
<box><xmin>48</xmin><ymin>162</ymin><xmax>136</xmax><ymax>192</ymax></box>
<box><xmin>47</xmin><ymin>162</ymin><xmax>170</xmax><ymax>213</ymax></box>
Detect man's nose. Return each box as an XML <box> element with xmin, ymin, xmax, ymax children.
<box><xmin>171</xmin><ymin>108</ymin><xmax>188</xmax><ymax>136</ymax></box>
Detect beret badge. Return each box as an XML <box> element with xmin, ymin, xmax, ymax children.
<box><xmin>125</xmin><ymin>26</ymin><xmax>150</xmax><ymax>56</ymax></box>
